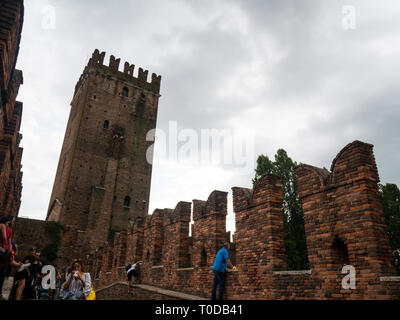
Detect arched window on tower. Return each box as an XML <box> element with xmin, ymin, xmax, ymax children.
<box><xmin>123</xmin><ymin>196</ymin><xmax>131</xmax><ymax>207</ymax></box>
<box><xmin>122</xmin><ymin>87</ymin><xmax>129</xmax><ymax>97</ymax></box>
<box><xmin>103</xmin><ymin>120</ymin><xmax>109</xmax><ymax>129</ymax></box>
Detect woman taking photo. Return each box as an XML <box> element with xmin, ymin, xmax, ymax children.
<box><xmin>60</xmin><ymin>259</ymin><xmax>91</xmax><ymax>300</ymax></box>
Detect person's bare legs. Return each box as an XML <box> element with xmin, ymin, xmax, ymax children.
<box><xmin>15</xmin><ymin>279</ymin><xmax>25</xmax><ymax>300</ymax></box>
<box><xmin>128</xmin><ymin>278</ymin><xmax>132</xmax><ymax>294</ymax></box>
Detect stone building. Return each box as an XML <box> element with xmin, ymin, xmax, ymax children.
<box><xmin>46</xmin><ymin>49</ymin><xmax>161</xmax><ymax>267</ymax></box>
<box><xmin>0</xmin><ymin>0</ymin><xmax>24</xmax><ymax>219</ymax></box>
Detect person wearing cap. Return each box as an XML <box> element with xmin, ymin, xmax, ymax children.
<box><xmin>211</xmin><ymin>242</ymin><xmax>234</xmax><ymax>300</ymax></box>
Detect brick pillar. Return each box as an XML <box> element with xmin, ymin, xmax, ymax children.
<box><xmin>142</xmin><ymin>209</ymin><xmax>165</xmax><ymax>284</ymax></box>
<box><xmin>118</xmin><ymin>231</ymin><xmax>128</xmax><ymax>267</ymax></box>
<box><xmin>103</xmin><ymin>243</ymin><xmax>114</xmax><ymax>286</ymax></box>
<box><xmin>296</xmin><ymin>140</ymin><xmax>397</xmax><ymax>299</ymax></box>
<box><xmin>86</xmin><ymin>158</ymin><xmax>118</xmax><ymax>251</ymax></box>
<box><xmin>162</xmin><ymin>201</ymin><xmax>191</xmax><ymax>288</ymax></box>
<box><xmin>97</xmin><ymin>242</ymin><xmax>112</xmax><ymax>287</ymax></box>
<box><xmin>175</xmin><ymin>202</ymin><xmax>191</xmax><ymax>268</ymax></box>
<box><xmin>232</xmin><ymin>174</ymin><xmax>286</xmax><ymax>299</ymax></box>
<box><xmin>93</xmin><ymin>246</ymin><xmax>103</xmax><ymax>280</ymax></box>
<box><xmin>192</xmin><ymin>190</ymin><xmax>228</xmax><ymax>297</ymax></box>
<box><xmin>126</xmin><ymin>217</ymin><xmax>144</xmax><ymax>264</ymax></box>
<box><xmin>110</xmin><ymin>232</ymin><xmax>121</xmax><ymax>282</ymax></box>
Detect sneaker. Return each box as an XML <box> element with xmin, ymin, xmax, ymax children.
<box><xmin>18</xmin><ymin>263</ymin><xmax>31</xmax><ymax>272</ymax></box>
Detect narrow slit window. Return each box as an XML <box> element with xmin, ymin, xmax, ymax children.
<box><xmin>103</xmin><ymin>120</ymin><xmax>109</xmax><ymax>129</ymax></box>
<box><xmin>332</xmin><ymin>236</ymin><xmax>350</xmax><ymax>265</ymax></box>
<box><xmin>122</xmin><ymin>87</ymin><xmax>129</xmax><ymax>97</ymax></box>
<box><xmin>200</xmin><ymin>248</ymin><xmax>207</xmax><ymax>267</ymax></box>
<box><xmin>124</xmin><ymin>196</ymin><xmax>131</xmax><ymax>207</ymax></box>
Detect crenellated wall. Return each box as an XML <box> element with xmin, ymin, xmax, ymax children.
<box><xmin>86</xmin><ymin>141</ymin><xmax>400</xmax><ymax>299</ymax></box>
<box><xmin>296</xmin><ymin>140</ymin><xmax>397</xmax><ymax>299</ymax></box>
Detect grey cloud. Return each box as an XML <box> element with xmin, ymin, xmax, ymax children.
<box><xmin>16</xmin><ymin>0</ymin><xmax>400</xmax><ymax>222</ymax></box>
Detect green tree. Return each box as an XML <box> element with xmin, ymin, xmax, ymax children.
<box><xmin>253</xmin><ymin>149</ymin><xmax>309</xmax><ymax>270</ymax></box>
<box><xmin>379</xmin><ymin>183</ymin><xmax>400</xmax><ymax>273</ymax></box>
<box><xmin>252</xmin><ymin>154</ymin><xmax>274</xmax><ymax>185</ymax></box>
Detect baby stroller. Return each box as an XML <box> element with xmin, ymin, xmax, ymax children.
<box><xmin>34</xmin><ymin>278</ymin><xmax>55</xmax><ymax>300</ymax></box>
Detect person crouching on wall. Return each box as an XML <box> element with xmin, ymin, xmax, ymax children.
<box><xmin>126</xmin><ymin>260</ymin><xmax>142</xmax><ymax>294</ymax></box>
<box><xmin>60</xmin><ymin>259</ymin><xmax>91</xmax><ymax>300</ymax></box>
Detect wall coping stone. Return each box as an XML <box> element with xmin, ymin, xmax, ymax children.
<box><xmin>273</xmin><ymin>270</ymin><xmax>312</xmax><ymax>276</ymax></box>
<box><xmin>177</xmin><ymin>267</ymin><xmax>194</xmax><ymax>271</ymax></box>
<box><xmin>380</xmin><ymin>276</ymin><xmax>400</xmax><ymax>282</ymax></box>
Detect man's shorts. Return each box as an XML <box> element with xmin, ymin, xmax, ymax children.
<box><xmin>127</xmin><ymin>269</ymin><xmax>138</xmax><ymax>281</ymax></box>
<box><xmin>15</xmin><ymin>270</ymin><xmax>27</xmax><ymax>281</ymax></box>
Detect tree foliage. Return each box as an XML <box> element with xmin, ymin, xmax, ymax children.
<box><xmin>253</xmin><ymin>149</ymin><xmax>309</xmax><ymax>270</ymax></box>
<box><xmin>379</xmin><ymin>183</ymin><xmax>400</xmax><ymax>273</ymax></box>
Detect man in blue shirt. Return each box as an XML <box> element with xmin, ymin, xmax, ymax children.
<box><xmin>211</xmin><ymin>242</ymin><xmax>234</xmax><ymax>300</ymax></box>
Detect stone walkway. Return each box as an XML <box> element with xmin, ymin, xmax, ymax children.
<box><xmin>96</xmin><ymin>281</ymin><xmax>208</xmax><ymax>300</ymax></box>
<box><xmin>134</xmin><ymin>283</ymin><xmax>207</xmax><ymax>300</ymax></box>
<box><xmin>2</xmin><ymin>277</ymin><xmax>208</xmax><ymax>300</ymax></box>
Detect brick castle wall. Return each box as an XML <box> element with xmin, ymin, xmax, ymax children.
<box><xmin>0</xmin><ymin>0</ymin><xmax>24</xmax><ymax>219</ymax></box>
<box><xmin>13</xmin><ymin>217</ymin><xmax>58</xmax><ymax>263</ymax></box>
<box><xmin>87</xmin><ymin>141</ymin><xmax>400</xmax><ymax>299</ymax></box>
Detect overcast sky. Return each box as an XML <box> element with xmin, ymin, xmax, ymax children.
<box><xmin>16</xmin><ymin>0</ymin><xmax>400</xmax><ymax>233</ymax></box>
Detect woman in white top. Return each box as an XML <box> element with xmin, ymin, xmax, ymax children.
<box><xmin>60</xmin><ymin>259</ymin><xmax>91</xmax><ymax>300</ymax></box>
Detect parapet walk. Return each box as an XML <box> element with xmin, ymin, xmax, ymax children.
<box><xmin>81</xmin><ymin>141</ymin><xmax>400</xmax><ymax>299</ymax></box>
<box><xmin>96</xmin><ymin>282</ymin><xmax>206</xmax><ymax>300</ymax></box>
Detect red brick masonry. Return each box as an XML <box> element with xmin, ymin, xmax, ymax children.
<box><xmin>89</xmin><ymin>141</ymin><xmax>400</xmax><ymax>299</ymax></box>
<box><xmin>0</xmin><ymin>0</ymin><xmax>24</xmax><ymax>219</ymax></box>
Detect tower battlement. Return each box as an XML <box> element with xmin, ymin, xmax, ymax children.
<box><xmin>74</xmin><ymin>49</ymin><xmax>161</xmax><ymax>97</ymax></box>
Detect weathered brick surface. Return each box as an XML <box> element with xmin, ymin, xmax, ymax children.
<box><xmin>88</xmin><ymin>141</ymin><xmax>400</xmax><ymax>299</ymax></box>
<box><xmin>296</xmin><ymin>141</ymin><xmax>397</xmax><ymax>299</ymax></box>
<box><xmin>0</xmin><ymin>0</ymin><xmax>24</xmax><ymax>219</ymax></box>
<box><xmin>13</xmin><ymin>217</ymin><xmax>52</xmax><ymax>261</ymax></box>
<box><xmin>231</xmin><ymin>174</ymin><xmax>287</xmax><ymax>299</ymax></box>
<box><xmin>45</xmin><ymin>49</ymin><xmax>161</xmax><ymax>267</ymax></box>
<box><xmin>96</xmin><ymin>283</ymin><xmax>179</xmax><ymax>300</ymax></box>
<box><xmin>189</xmin><ymin>191</ymin><xmax>228</xmax><ymax>297</ymax></box>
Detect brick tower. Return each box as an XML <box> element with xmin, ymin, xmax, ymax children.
<box><xmin>46</xmin><ymin>49</ymin><xmax>161</xmax><ymax>266</ymax></box>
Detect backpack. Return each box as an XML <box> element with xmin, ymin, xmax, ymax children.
<box><xmin>0</xmin><ymin>248</ymin><xmax>11</xmax><ymax>264</ymax></box>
